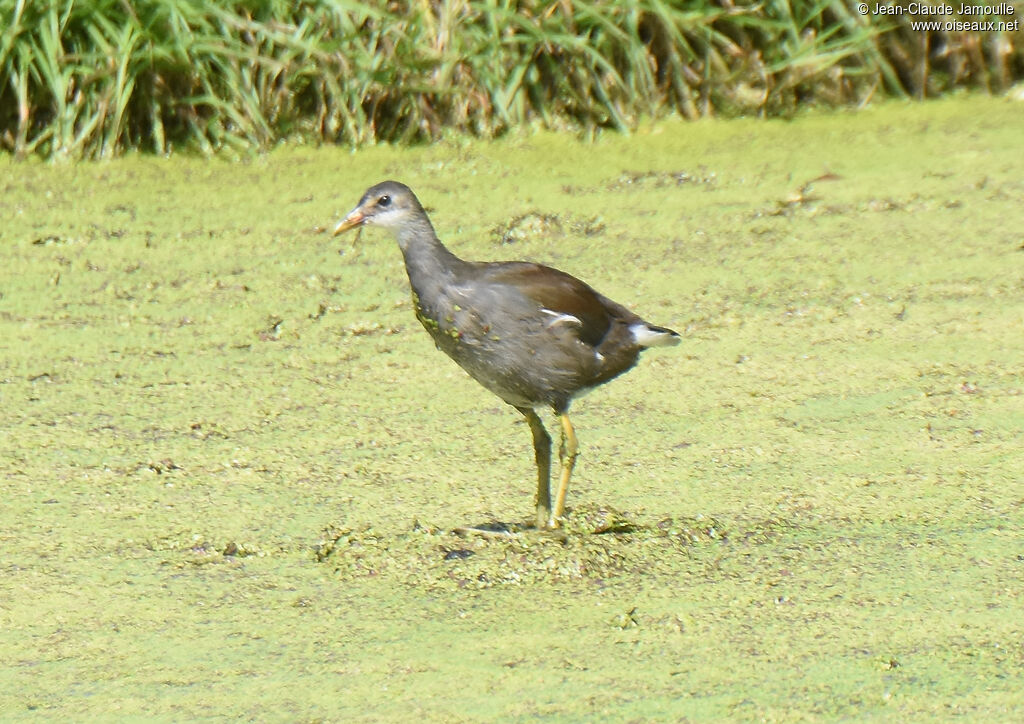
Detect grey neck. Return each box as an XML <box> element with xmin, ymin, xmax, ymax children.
<box><xmin>394</xmin><ymin>217</ymin><xmax>465</xmax><ymax>306</ymax></box>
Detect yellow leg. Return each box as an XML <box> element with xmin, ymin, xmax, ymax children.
<box><xmin>517</xmin><ymin>407</ymin><xmax>552</xmax><ymax>529</ymax></box>
<box><xmin>551</xmin><ymin>412</ymin><xmax>578</xmax><ymax>528</ymax></box>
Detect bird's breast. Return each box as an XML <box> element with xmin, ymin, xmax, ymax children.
<box><xmin>411</xmin><ymin>289</ymin><xmax>463</xmax><ymax>350</ymax></box>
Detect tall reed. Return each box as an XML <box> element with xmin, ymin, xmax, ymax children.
<box><xmin>1</xmin><ymin>0</ymin><xmax>1020</xmax><ymax>159</ymax></box>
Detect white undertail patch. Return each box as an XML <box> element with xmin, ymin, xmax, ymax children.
<box><xmin>630</xmin><ymin>323</ymin><xmax>681</xmax><ymax>348</ymax></box>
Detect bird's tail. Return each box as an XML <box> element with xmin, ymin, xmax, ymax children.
<box><xmin>630</xmin><ymin>323</ymin><xmax>681</xmax><ymax>348</ymax></box>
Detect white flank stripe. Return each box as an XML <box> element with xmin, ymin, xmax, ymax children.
<box><xmin>541</xmin><ymin>308</ymin><xmax>582</xmax><ymax>328</ymax></box>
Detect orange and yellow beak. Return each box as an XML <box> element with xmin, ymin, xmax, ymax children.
<box><xmin>332</xmin><ymin>209</ymin><xmax>365</xmax><ymax>236</ymax></box>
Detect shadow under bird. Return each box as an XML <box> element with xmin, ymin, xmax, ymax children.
<box><xmin>333</xmin><ymin>181</ymin><xmax>679</xmax><ymax>529</ymax></box>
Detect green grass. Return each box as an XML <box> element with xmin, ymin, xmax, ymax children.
<box><xmin>1</xmin><ymin>95</ymin><xmax>1023</xmax><ymax>719</ymax></box>
<box><xmin>1</xmin><ymin>0</ymin><xmax>1022</xmax><ymax>158</ymax></box>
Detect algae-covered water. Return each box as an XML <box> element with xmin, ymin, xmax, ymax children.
<box><xmin>1</xmin><ymin>96</ymin><xmax>1022</xmax><ymax>720</ymax></box>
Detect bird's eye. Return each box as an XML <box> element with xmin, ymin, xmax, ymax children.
<box><xmin>378</xmin><ymin>195</ymin><xmax>391</xmax><ymax>208</ymax></box>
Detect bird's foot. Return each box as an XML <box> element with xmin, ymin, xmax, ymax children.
<box><xmin>452</xmin><ymin>521</ymin><xmax>519</xmax><ymax>538</ymax></box>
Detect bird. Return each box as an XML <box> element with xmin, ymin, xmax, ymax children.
<box><xmin>332</xmin><ymin>181</ymin><xmax>679</xmax><ymax>529</ymax></box>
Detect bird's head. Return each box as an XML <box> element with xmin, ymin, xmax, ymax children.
<box><xmin>332</xmin><ymin>181</ymin><xmax>423</xmax><ymax>237</ymax></box>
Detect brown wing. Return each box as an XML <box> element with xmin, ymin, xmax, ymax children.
<box><xmin>475</xmin><ymin>262</ymin><xmax>614</xmax><ymax>347</ymax></box>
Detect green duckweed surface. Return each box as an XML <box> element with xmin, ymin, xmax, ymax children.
<box><xmin>1</xmin><ymin>95</ymin><xmax>1023</xmax><ymax>720</ymax></box>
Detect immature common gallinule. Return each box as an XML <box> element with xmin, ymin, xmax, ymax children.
<box><xmin>333</xmin><ymin>181</ymin><xmax>679</xmax><ymax>529</ymax></box>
